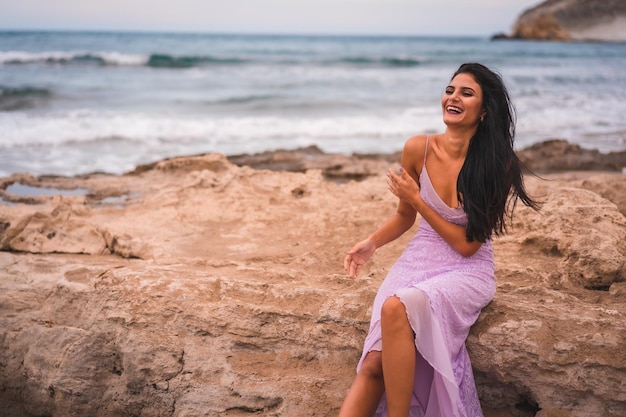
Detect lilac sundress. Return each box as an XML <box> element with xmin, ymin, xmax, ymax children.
<box><xmin>357</xmin><ymin>137</ymin><xmax>496</xmax><ymax>417</ymax></box>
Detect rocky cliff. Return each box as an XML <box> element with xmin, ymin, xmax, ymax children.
<box><xmin>1</xmin><ymin>142</ymin><xmax>625</xmax><ymax>417</ymax></box>
<box><xmin>508</xmin><ymin>0</ymin><xmax>626</xmax><ymax>42</ymax></box>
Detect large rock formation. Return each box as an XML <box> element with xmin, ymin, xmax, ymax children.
<box><xmin>0</xmin><ymin>145</ymin><xmax>625</xmax><ymax>417</ymax></box>
<box><xmin>507</xmin><ymin>0</ymin><xmax>626</xmax><ymax>42</ymax></box>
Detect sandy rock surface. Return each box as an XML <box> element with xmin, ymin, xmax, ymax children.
<box><xmin>1</xmin><ymin>146</ymin><xmax>625</xmax><ymax>417</ymax></box>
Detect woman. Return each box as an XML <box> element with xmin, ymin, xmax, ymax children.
<box><xmin>339</xmin><ymin>63</ymin><xmax>538</xmax><ymax>417</ymax></box>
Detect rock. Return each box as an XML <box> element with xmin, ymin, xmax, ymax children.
<box><xmin>228</xmin><ymin>140</ymin><xmax>626</xmax><ymax>182</ymax></box>
<box><xmin>511</xmin><ymin>187</ymin><xmax>626</xmax><ymax>289</ymax></box>
<box><xmin>227</xmin><ymin>145</ymin><xmax>401</xmax><ymax>182</ymax></box>
<box><xmin>471</xmin><ymin>282</ymin><xmax>626</xmax><ymax>417</ymax></box>
<box><xmin>1</xmin><ymin>202</ymin><xmax>109</xmax><ymax>256</ymax></box>
<box><xmin>505</xmin><ymin>0</ymin><xmax>626</xmax><ymax>42</ymax></box>
<box><xmin>130</xmin><ymin>153</ymin><xmax>232</xmax><ymax>175</ymax></box>
<box><xmin>1</xmin><ymin>147</ymin><xmax>625</xmax><ymax>416</ymax></box>
<box><xmin>517</xmin><ymin>139</ymin><xmax>626</xmax><ymax>174</ymax></box>
<box><xmin>536</xmin><ymin>410</ymin><xmax>572</xmax><ymax>417</ymax></box>
<box><xmin>490</xmin><ymin>32</ymin><xmax>510</xmax><ymax>40</ymax></box>
<box><xmin>609</xmin><ymin>281</ymin><xmax>626</xmax><ymax>297</ymax></box>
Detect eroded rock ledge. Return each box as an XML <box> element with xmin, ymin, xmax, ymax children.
<box><xmin>0</xmin><ymin>142</ymin><xmax>625</xmax><ymax>417</ymax></box>
<box><xmin>496</xmin><ymin>0</ymin><xmax>626</xmax><ymax>42</ymax></box>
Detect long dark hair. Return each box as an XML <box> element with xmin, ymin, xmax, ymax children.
<box><xmin>454</xmin><ymin>63</ymin><xmax>539</xmax><ymax>242</ymax></box>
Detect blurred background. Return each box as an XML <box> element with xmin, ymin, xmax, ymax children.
<box><xmin>1</xmin><ymin>0</ymin><xmax>625</xmax><ymax>177</ymax></box>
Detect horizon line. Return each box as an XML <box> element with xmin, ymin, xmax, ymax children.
<box><xmin>0</xmin><ymin>27</ymin><xmax>505</xmax><ymax>39</ymax></box>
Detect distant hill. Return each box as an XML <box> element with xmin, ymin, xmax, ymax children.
<box><xmin>499</xmin><ymin>0</ymin><xmax>626</xmax><ymax>42</ymax></box>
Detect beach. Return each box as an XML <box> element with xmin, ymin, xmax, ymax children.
<box><xmin>0</xmin><ymin>142</ymin><xmax>625</xmax><ymax>417</ymax></box>
<box><xmin>2</xmin><ymin>29</ymin><xmax>626</xmax><ymax>417</ymax></box>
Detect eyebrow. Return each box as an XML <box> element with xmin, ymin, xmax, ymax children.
<box><xmin>446</xmin><ymin>85</ymin><xmax>477</xmax><ymax>94</ymax></box>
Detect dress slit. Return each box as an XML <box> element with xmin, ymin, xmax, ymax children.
<box><xmin>354</xmin><ymin>136</ymin><xmax>495</xmax><ymax>417</ymax></box>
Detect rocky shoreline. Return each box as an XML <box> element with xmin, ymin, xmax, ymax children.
<box><xmin>493</xmin><ymin>0</ymin><xmax>626</xmax><ymax>42</ymax></box>
<box><xmin>1</xmin><ymin>139</ymin><xmax>625</xmax><ymax>417</ymax></box>
<box><xmin>223</xmin><ymin>139</ymin><xmax>626</xmax><ymax>180</ymax></box>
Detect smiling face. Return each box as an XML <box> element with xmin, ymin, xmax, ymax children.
<box><xmin>441</xmin><ymin>72</ymin><xmax>485</xmax><ymax>129</ymax></box>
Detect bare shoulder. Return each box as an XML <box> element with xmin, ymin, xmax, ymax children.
<box><xmin>401</xmin><ymin>134</ymin><xmax>430</xmax><ymax>174</ymax></box>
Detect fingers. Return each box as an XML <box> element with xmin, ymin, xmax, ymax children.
<box><xmin>351</xmin><ymin>262</ymin><xmax>360</xmax><ymax>279</ymax></box>
<box><xmin>349</xmin><ymin>257</ymin><xmax>361</xmax><ymax>279</ymax></box>
<box><xmin>392</xmin><ymin>166</ymin><xmax>410</xmax><ymax>183</ymax></box>
<box><xmin>343</xmin><ymin>253</ymin><xmax>351</xmax><ymax>273</ymax></box>
<box><xmin>389</xmin><ymin>166</ymin><xmax>419</xmax><ymax>192</ymax></box>
<box><xmin>387</xmin><ymin>167</ymin><xmax>409</xmax><ymax>199</ymax></box>
<box><xmin>387</xmin><ymin>168</ymin><xmax>400</xmax><ymax>195</ymax></box>
<box><xmin>344</xmin><ymin>252</ymin><xmax>362</xmax><ymax>279</ymax></box>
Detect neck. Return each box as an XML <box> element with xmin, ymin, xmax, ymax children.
<box><xmin>442</xmin><ymin>126</ymin><xmax>476</xmax><ymax>159</ymax></box>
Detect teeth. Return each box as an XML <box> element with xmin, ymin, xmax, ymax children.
<box><xmin>447</xmin><ymin>106</ymin><xmax>462</xmax><ymax>113</ymax></box>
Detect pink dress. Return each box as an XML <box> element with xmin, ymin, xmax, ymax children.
<box><xmin>357</xmin><ymin>138</ymin><xmax>496</xmax><ymax>417</ymax></box>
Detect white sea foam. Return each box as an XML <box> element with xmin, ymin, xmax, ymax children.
<box><xmin>0</xmin><ymin>50</ymin><xmax>147</xmax><ymax>66</ymax></box>
<box><xmin>98</xmin><ymin>52</ymin><xmax>148</xmax><ymax>66</ymax></box>
<box><xmin>0</xmin><ymin>109</ymin><xmax>445</xmax><ymax>176</ymax></box>
<box><xmin>0</xmin><ymin>110</ymin><xmax>439</xmax><ymax>148</ymax></box>
<box><xmin>3</xmin><ymin>106</ymin><xmax>623</xmax><ymax>178</ymax></box>
<box><xmin>1</xmin><ymin>32</ymin><xmax>625</xmax><ymax>177</ymax></box>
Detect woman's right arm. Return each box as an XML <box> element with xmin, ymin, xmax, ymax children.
<box><xmin>344</xmin><ymin>136</ymin><xmax>425</xmax><ymax>278</ymax></box>
<box><xmin>344</xmin><ymin>205</ymin><xmax>416</xmax><ymax>278</ymax></box>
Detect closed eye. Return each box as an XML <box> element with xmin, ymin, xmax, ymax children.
<box><xmin>445</xmin><ymin>86</ymin><xmax>475</xmax><ymax>96</ymax></box>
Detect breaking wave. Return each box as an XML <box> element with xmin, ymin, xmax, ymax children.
<box><xmin>0</xmin><ymin>51</ymin><xmax>423</xmax><ymax>69</ymax></box>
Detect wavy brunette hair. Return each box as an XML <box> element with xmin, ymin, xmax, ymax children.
<box><xmin>453</xmin><ymin>63</ymin><xmax>539</xmax><ymax>242</ymax></box>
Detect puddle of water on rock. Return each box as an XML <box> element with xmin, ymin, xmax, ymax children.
<box><xmin>0</xmin><ymin>196</ymin><xmax>17</xmax><ymax>206</ymax></box>
<box><xmin>2</xmin><ymin>183</ymin><xmax>139</xmax><ymax>207</ymax></box>
<box><xmin>5</xmin><ymin>183</ymin><xmax>88</xmax><ymax>197</ymax></box>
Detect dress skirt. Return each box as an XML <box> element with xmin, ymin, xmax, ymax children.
<box><xmin>356</xmin><ymin>166</ymin><xmax>496</xmax><ymax>417</ymax></box>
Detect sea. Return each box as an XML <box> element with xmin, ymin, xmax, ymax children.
<box><xmin>1</xmin><ymin>31</ymin><xmax>625</xmax><ymax>177</ymax></box>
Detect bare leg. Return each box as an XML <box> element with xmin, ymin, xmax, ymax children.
<box><xmin>337</xmin><ymin>351</ymin><xmax>385</xmax><ymax>417</ymax></box>
<box><xmin>381</xmin><ymin>296</ymin><xmax>416</xmax><ymax>417</ymax></box>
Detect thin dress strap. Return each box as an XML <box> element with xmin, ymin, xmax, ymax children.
<box><xmin>423</xmin><ymin>135</ymin><xmax>430</xmax><ymax>167</ymax></box>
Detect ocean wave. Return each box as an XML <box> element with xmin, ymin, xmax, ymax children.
<box><xmin>1</xmin><ymin>104</ymin><xmax>625</xmax><ymax>177</ymax></box>
<box><xmin>0</xmin><ymin>51</ymin><xmax>147</xmax><ymax>66</ymax></box>
<box><xmin>0</xmin><ymin>110</ymin><xmax>431</xmax><ymax>149</ymax></box>
<box><xmin>0</xmin><ymin>85</ymin><xmax>52</xmax><ymax>111</ymax></box>
<box><xmin>146</xmin><ymin>54</ymin><xmax>248</xmax><ymax>68</ymax></box>
<box><xmin>207</xmin><ymin>94</ymin><xmax>282</xmax><ymax>106</ymax></box>
<box><xmin>0</xmin><ymin>51</ymin><xmax>255</xmax><ymax>68</ymax></box>
<box><xmin>339</xmin><ymin>56</ymin><xmax>423</xmax><ymax>67</ymax></box>
<box><xmin>0</xmin><ymin>50</ymin><xmax>422</xmax><ymax>69</ymax></box>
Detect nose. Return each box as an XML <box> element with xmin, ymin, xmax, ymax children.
<box><xmin>449</xmin><ymin>90</ymin><xmax>462</xmax><ymax>101</ymax></box>
<box><xmin>447</xmin><ymin>95</ymin><xmax>460</xmax><ymax>105</ymax></box>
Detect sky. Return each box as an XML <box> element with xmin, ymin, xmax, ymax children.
<box><xmin>0</xmin><ymin>0</ymin><xmax>542</xmax><ymax>36</ymax></box>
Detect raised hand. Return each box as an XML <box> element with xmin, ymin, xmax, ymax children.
<box><xmin>386</xmin><ymin>167</ymin><xmax>420</xmax><ymax>206</ymax></box>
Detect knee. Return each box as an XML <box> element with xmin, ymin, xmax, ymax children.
<box><xmin>381</xmin><ymin>296</ymin><xmax>407</xmax><ymax>324</ymax></box>
<box><xmin>359</xmin><ymin>351</ymin><xmax>383</xmax><ymax>380</ymax></box>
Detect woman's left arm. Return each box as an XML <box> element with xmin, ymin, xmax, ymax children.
<box><xmin>387</xmin><ymin>168</ymin><xmax>483</xmax><ymax>257</ymax></box>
